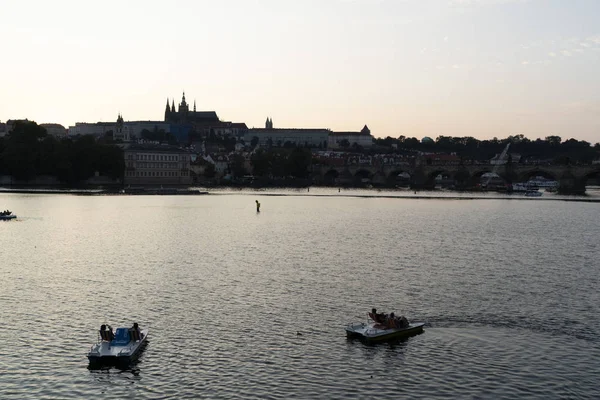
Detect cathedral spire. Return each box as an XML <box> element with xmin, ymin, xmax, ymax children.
<box><xmin>179</xmin><ymin>91</ymin><xmax>189</xmax><ymax>114</ymax></box>
<box><xmin>171</xmin><ymin>99</ymin><xmax>176</xmax><ymax>113</ymax></box>
<box><xmin>194</xmin><ymin>99</ymin><xmax>196</xmax><ymax>112</ymax></box>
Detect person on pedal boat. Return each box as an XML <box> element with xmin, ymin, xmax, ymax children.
<box><xmin>369</xmin><ymin>308</ymin><xmax>387</xmax><ymax>324</ymax></box>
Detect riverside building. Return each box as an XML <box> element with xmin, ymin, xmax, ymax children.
<box><xmin>122</xmin><ymin>143</ymin><xmax>192</xmax><ymax>185</ymax></box>
<box><xmin>328</xmin><ymin>125</ymin><xmax>373</xmax><ymax>149</ymax></box>
<box><xmin>245</xmin><ymin>118</ymin><xmax>330</xmax><ymax>148</ymax></box>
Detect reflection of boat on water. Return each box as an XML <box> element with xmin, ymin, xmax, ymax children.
<box><xmin>88</xmin><ymin>325</ymin><xmax>148</xmax><ymax>366</ymax></box>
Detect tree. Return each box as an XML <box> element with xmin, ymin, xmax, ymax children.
<box><xmin>230</xmin><ymin>154</ymin><xmax>247</xmax><ymax>178</ymax></box>
<box><xmin>285</xmin><ymin>147</ymin><xmax>312</xmax><ymax>178</ymax></box>
<box><xmin>204</xmin><ymin>163</ymin><xmax>216</xmax><ymax>178</ymax></box>
<box><xmin>2</xmin><ymin>121</ymin><xmax>47</xmax><ymax>180</ymax></box>
<box><xmin>340</xmin><ymin>139</ymin><xmax>350</xmax><ymax>149</ymax></box>
<box><xmin>251</xmin><ymin>136</ymin><xmax>259</xmax><ymax>148</ymax></box>
<box><xmin>545</xmin><ymin>136</ymin><xmax>562</xmax><ymax>146</ymax></box>
<box><xmin>0</xmin><ymin>120</ymin><xmax>125</xmax><ymax>185</ymax></box>
<box><xmin>251</xmin><ymin>149</ymin><xmax>271</xmax><ymax>177</ymax></box>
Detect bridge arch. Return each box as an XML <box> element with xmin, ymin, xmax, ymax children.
<box><xmin>583</xmin><ymin>169</ymin><xmax>600</xmax><ymax>188</ymax></box>
<box><xmin>470</xmin><ymin>169</ymin><xmax>495</xmax><ymax>187</ymax></box>
<box><xmin>387</xmin><ymin>169</ymin><xmax>411</xmax><ymax>186</ymax></box>
<box><xmin>425</xmin><ymin>169</ymin><xmax>455</xmax><ymax>189</ymax></box>
<box><xmin>556</xmin><ymin>171</ymin><xmax>584</xmax><ymax>194</ymax></box>
<box><xmin>354</xmin><ymin>169</ymin><xmax>373</xmax><ymax>184</ymax></box>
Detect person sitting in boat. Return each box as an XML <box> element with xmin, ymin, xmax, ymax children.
<box><xmin>398</xmin><ymin>315</ymin><xmax>409</xmax><ymax>328</ymax></box>
<box><xmin>107</xmin><ymin>325</ymin><xmax>115</xmax><ymax>340</ymax></box>
<box><xmin>387</xmin><ymin>313</ymin><xmax>398</xmax><ymax>329</ymax></box>
<box><xmin>100</xmin><ymin>324</ymin><xmax>115</xmax><ymax>341</ymax></box>
<box><xmin>369</xmin><ymin>308</ymin><xmax>387</xmax><ymax>324</ymax></box>
<box><xmin>385</xmin><ymin>313</ymin><xmax>409</xmax><ymax>329</ymax></box>
<box><xmin>130</xmin><ymin>322</ymin><xmax>143</xmax><ymax>341</ymax></box>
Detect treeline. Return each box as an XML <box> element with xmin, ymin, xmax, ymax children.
<box><xmin>208</xmin><ymin>147</ymin><xmax>312</xmax><ymax>180</ymax></box>
<box><xmin>373</xmin><ymin>135</ymin><xmax>600</xmax><ymax>164</ymax></box>
<box><xmin>0</xmin><ymin>121</ymin><xmax>124</xmax><ymax>184</ymax></box>
<box><xmin>250</xmin><ymin>147</ymin><xmax>312</xmax><ymax>178</ymax></box>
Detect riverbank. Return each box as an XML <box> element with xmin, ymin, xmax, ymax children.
<box><xmin>1</xmin><ymin>186</ymin><xmax>598</xmax><ymax>202</ymax></box>
<box><xmin>0</xmin><ymin>188</ymin><xmax>208</xmax><ymax>196</ymax></box>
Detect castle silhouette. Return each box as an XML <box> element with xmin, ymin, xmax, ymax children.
<box><xmin>164</xmin><ymin>92</ymin><xmax>219</xmax><ymax>125</ymax></box>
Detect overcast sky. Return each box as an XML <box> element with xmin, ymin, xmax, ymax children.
<box><xmin>1</xmin><ymin>0</ymin><xmax>599</xmax><ymax>142</ymax></box>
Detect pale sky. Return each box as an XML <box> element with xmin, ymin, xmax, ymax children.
<box><xmin>1</xmin><ymin>0</ymin><xmax>599</xmax><ymax>142</ymax></box>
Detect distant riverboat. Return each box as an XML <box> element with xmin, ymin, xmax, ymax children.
<box><xmin>0</xmin><ymin>211</ymin><xmax>16</xmax><ymax>220</ymax></box>
<box><xmin>524</xmin><ymin>189</ymin><xmax>543</xmax><ymax>197</ymax></box>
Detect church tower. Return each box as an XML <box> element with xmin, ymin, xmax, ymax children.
<box><xmin>179</xmin><ymin>91</ymin><xmax>189</xmax><ymax>114</ymax></box>
<box><xmin>164</xmin><ymin>98</ymin><xmax>171</xmax><ymax>121</ymax></box>
<box><xmin>116</xmin><ymin>113</ymin><xmax>126</xmax><ymax>140</ymax></box>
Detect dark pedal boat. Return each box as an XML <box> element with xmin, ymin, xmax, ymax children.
<box><xmin>87</xmin><ymin>327</ymin><xmax>148</xmax><ymax>365</ymax></box>
<box><xmin>345</xmin><ymin>322</ymin><xmax>425</xmax><ymax>343</ymax></box>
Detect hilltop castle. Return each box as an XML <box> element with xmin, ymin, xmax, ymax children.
<box><xmin>164</xmin><ymin>92</ymin><xmax>220</xmax><ymax>125</ymax></box>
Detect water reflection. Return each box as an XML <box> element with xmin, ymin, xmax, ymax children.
<box><xmin>87</xmin><ymin>342</ymin><xmax>148</xmax><ymax>375</ymax></box>
<box><xmin>1</xmin><ymin>193</ymin><xmax>599</xmax><ymax>399</ymax></box>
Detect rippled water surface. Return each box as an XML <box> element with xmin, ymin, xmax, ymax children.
<box><xmin>1</xmin><ymin>191</ymin><xmax>599</xmax><ymax>399</ymax></box>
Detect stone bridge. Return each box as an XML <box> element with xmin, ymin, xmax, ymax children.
<box><xmin>312</xmin><ymin>164</ymin><xmax>600</xmax><ymax>193</ymax></box>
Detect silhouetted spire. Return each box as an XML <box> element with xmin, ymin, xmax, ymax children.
<box><xmin>181</xmin><ymin>91</ymin><xmax>187</xmax><ymax>107</ymax></box>
<box><xmin>165</xmin><ymin>98</ymin><xmax>171</xmax><ymax>119</ymax></box>
<box><xmin>194</xmin><ymin>99</ymin><xmax>196</xmax><ymax>112</ymax></box>
<box><xmin>179</xmin><ymin>91</ymin><xmax>189</xmax><ymax>113</ymax></box>
<box><xmin>171</xmin><ymin>99</ymin><xmax>176</xmax><ymax>113</ymax></box>
<box><xmin>265</xmin><ymin>117</ymin><xmax>274</xmax><ymax>129</ymax></box>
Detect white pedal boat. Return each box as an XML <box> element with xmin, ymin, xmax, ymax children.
<box><xmin>346</xmin><ymin>321</ymin><xmax>425</xmax><ymax>343</ymax></box>
<box><xmin>87</xmin><ymin>326</ymin><xmax>148</xmax><ymax>365</ymax></box>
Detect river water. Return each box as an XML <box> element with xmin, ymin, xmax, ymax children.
<box><xmin>1</xmin><ymin>190</ymin><xmax>599</xmax><ymax>399</ymax></box>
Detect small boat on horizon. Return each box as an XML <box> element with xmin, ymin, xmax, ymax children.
<box><xmin>0</xmin><ymin>210</ymin><xmax>16</xmax><ymax>220</ymax></box>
